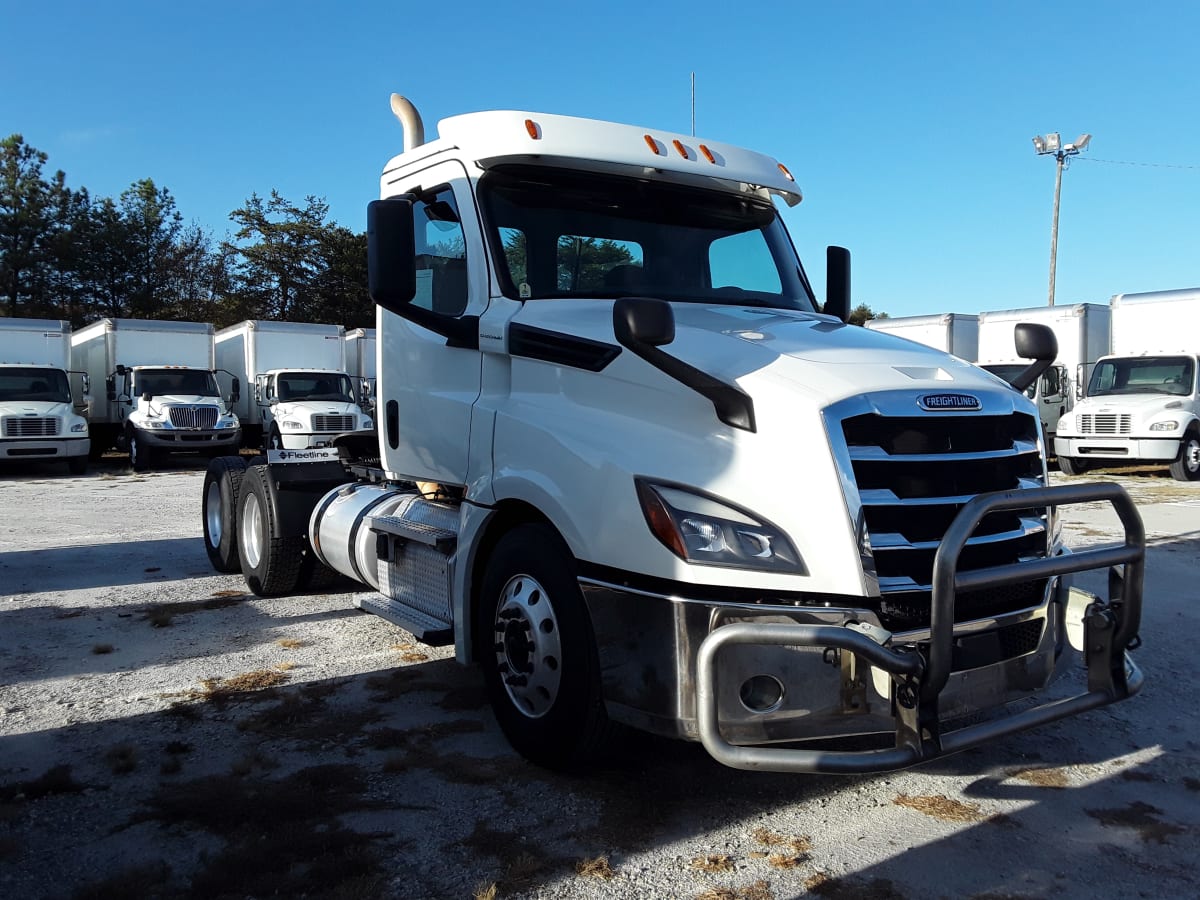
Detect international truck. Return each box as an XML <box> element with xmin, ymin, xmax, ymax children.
<box><xmin>69</xmin><ymin>318</ymin><xmax>240</xmax><ymax>470</ymax></box>
<box><xmin>863</xmin><ymin>313</ymin><xmax>979</xmax><ymax>361</ymax></box>
<box><xmin>1055</xmin><ymin>288</ymin><xmax>1200</xmax><ymax>480</ymax></box>
<box><xmin>344</xmin><ymin>327</ymin><xmax>377</xmax><ymax>417</ymax></box>
<box><xmin>976</xmin><ymin>303</ymin><xmax>1111</xmax><ymax>442</ymax></box>
<box><xmin>214</xmin><ymin>320</ymin><xmax>373</xmax><ymax>451</ymax></box>
<box><xmin>0</xmin><ymin>318</ymin><xmax>90</xmax><ymax>474</ymax></box>
<box><xmin>201</xmin><ymin>97</ymin><xmax>1145</xmax><ymax>773</ymax></box>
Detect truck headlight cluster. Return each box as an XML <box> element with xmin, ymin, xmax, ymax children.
<box><xmin>218</xmin><ymin>418</ymin><xmax>238</xmax><ymax>429</ymax></box>
<box><xmin>281</xmin><ymin>420</ymin><xmax>304</xmax><ymax>430</ymax></box>
<box><xmin>70</xmin><ymin>422</ymin><xmax>87</xmax><ymax>433</ymax></box>
<box><xmin>636</xmin><ymin>479</ymin><xmax>805</xmax><ymax>574</ymax></box>
<box><xmin>361</xmin><ymin>418</ymin><xmax>374</xmax><ymax>430</ymax></box>
<box><xmin>144</xmin><ymin>421</ymin><xmax>167</xmax><ymax>429</ymax></box>
<box><xmin>1149</xmin><ymin>420</ymin><xmax>1179</xmax><ymax>432</ymax></box>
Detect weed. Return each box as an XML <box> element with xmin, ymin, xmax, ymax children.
<box><xmin>807</xmin><ymin>875</ymin><xmax>906</xmax><ymax>899</ymax></box>
<box><xmin>767</xmin><ymin>853</ymin><xmax>803</xmax><ymax>870</ymax></box>
<box><xmin>691</xmin><ymin>854</ymin><xmax>735</xmax><ymax>873</ymax></box>
<box><xmin>91</xmin><ymin>643</ymin><xmax>115</xmax><ymax>655</ymax></box>
<box><xmin>159</xmin><ymin>756</ymin><xmax>182</xmax><ymax>776</ymax></box>
<box><xmin>197</xmin><ymin>669</ymin><xmax>288</xmax><ymax>702</ymax></box>
<box><xmin>696</xmin><ymin>881</ymin><xmax>774</xmax><ymax>900</ymax></box>
<box><xmin>750</xmin><ymin>826</ymin><xmax>811</xmax><ymax>856</ymax></box>
<box><xmin>0</xmin><ymin>764</ymin><xmax>85</xmax><ymax>802</ymax></box>
<box><xmin>473</xmin><ymin>883</ymin><xmax>498</xmax><ymax>900</ymax></box>
<box><xmin>277</xmin><ymin>638</ymin><xmax>305</xmax><ymax>649</ymax></box>
<box><xmin>276</xmin><ymin>661</ymin><xmax>297</xmax><ymax>671</ymax></box>
<box><xmin>893</xmin><ymin>793</ymin><xmax>985</xmax><ymax>823</ymax></box>
<box><xmin>1011</xmin><ymin>766</ymin><xmax>1070</xmax><ymax>788</ymax></box>
<box><xmin>105</xmin><ymin>744</ymin><xmax>138</xmax><ymax>775</ymax></box>
<box><xmin>576</xmin><ymin>856</ymin><xmax>615</xmax><ymax>879</ymax></box>
<box><xmin>144</xmin><ymin>594</ymin><xmax>247</xmax><ymax>628</ymax></box>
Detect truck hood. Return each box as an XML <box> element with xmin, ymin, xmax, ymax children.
<box><xmin>0</xmin><ymin>400</ymin><xmax>78</xmax><ymax>417</ymax></box>
<box><xmin>1069</xmin><ymin>393</ymin><xmax>1197</xmax><ymax>427</ymax></box>
<box><xmin>274</xmin><ymin>401</ymin><xmax>362</xmax><ymax>416</ymax></box>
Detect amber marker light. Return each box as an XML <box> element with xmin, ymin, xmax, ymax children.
<box><xmin>672</xmin><ymin>139</ymin><xmax>689</xmax><ymax>159</ymax></box>
<box><xmin>777</xmin><ymin>162</ymin><xmax>795</xmax><ymax>182</ymax></box>
<box><xmin>524</xmin><ymin>119</ymin><xmax>541</xmax><ymax>139</ymax></box>
<box><xmin>699</xmin><ymin>144</ymin><xmax>716</xmax><ymax>164</ymax></box>
<box><xmin>644</xmin><ymin>134</ymin><xmax>665</xmax><ymax>155</ymax></box>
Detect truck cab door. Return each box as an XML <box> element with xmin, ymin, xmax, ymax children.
<box><xmin>1039</xmin><ymin>365</ymin><xmax>1067</xmax><ymax>437</ymax></box>
<box><xmin>377</xmin><ymin>162</ymin><xmax>484</xmax><ymax>486</ymax></box>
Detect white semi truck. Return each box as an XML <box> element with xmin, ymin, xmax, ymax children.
<box><xmin>0</xmin><ymin>318</ymin><xmax>90</xmax><ymax>474</ymax></box>
<box><xmin>201</xmin><ymin>97</ymin><xmax>1145</xmax><ymax>773</ymax></box>
<box><xmin>863</xmin><ymin>313</ymin><xmax>979</xmax><ymax>361</ymax></box>
<box><xmin>214</xmin><ymin>320</ymin><xmax>373</xmax><ymax>451</ymax></box>
<box><xmin>70</xmin><ymin>318</ymin><xmax>241</xmax><ymax>470</ymax></box>
<box><xmin>976</xmin><ymin>303</ymin><xmax>1111</xmax><ymax>442</ymax></box>
<box><xmin>344</xmin><ymin>327</ymin><xmax>377</xmax><ymax>417</ymax></box>
<box><xmin>1055</xmin><ymin>288</ymin><xmax>1200</xmax><ymax>480</ymax></box>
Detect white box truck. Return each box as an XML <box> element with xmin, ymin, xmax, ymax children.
<box><xmin>343</xmin><ymin>327</ymin><xmax>377</xmax><ymax>417</ymax></box>
<box><xmin>70</xmin><ymin>318</ymin><xmax>241</xmax><ymax>470</ymax></box>
<box><xmin>864</xmin><ymin>313</ymin><xmax>978</xmax><ymax>360</ymax></box>
<box><xmin>0</xmin><ymin>318</ymin><xmax>90</xmax><ymax>473</ymax></box>
<box><xmin>201</xmin><ymin>97</ymin><xmax>1145</xmax><ymax>774</ymax></box>
<box><xmin>214</xmin><ymin>320</ymin><xmax>373</xmax><ymax>451</ymax></box>
<box><xmin>1055</xmin><ymin>288</ymin><xmax>1200</xmax><ymax>479</ymax></box>
<box><xmin>976</xmin><ymin>303</ymin><xmax>1111</xmax><ymax>442</ymax></box>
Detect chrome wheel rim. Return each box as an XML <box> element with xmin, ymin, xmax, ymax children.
<box><xmin>493</xmin><ymin>574</ymin><xmax>562</xmax><ymax>719</ymax></box>
<box><xmin>240</xmin><ymin>492</ymin><xmax>264</xmax><ymax>569</ymax></box>
<box><xmin>205</xmin><ymin>481</ymin><xmax>222</xmax><ymax>547</ymax></box>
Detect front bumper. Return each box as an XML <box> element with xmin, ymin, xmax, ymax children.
<box><xmin>136</xmin><ymin>428</ymin><xmax>241</xmax><ymax>451</ymax></box>
<box><xmin>1055</xmin><ymin>434</ymin><xmax>1180</xmax><ymax>462</ymax></box>
<box><xmin>0</xmin><ymin>436</ymin><xmax>89</xmax><ymax>460</ymax></box>
<box><xmin>281</xmin><ymin>432</ymin><xmax>344</xmax><ymax>450</ymax></box>
<box><xmin>583</xmin><ymin>483</ymin><xmax>1144</xmax><ymax>773</ymax></box>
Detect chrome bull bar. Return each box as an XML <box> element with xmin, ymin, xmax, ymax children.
<box><xmin>696</xmin><ymin>483</ymin><xmax>1145</xmax><ymax>773</ymax></box>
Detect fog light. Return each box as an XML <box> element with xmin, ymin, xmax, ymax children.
<box><xmin>739</xmin><ymin>675</ymin><xmax>785</xmax><ymax>713</ymax></box>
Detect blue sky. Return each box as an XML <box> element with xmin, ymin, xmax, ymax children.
<box><xmin>4</xmin><ymin>1</ymin><xmax>1199</xmax><ymax>317</ymax></box>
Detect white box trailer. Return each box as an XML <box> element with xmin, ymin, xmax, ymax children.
<box><xmin>344</xmin><ymin>327</ymin><xmax>377</xmax><ymax>415</ymax></box>
<box><xmin>214</xmin><ymin>320</ymin><xmax>371</xmax><ymax>450</ymax></box>
<box><xmin>1055</xmin><ymin>289</ymin><xmax>1200</xmax><ymax>480</ymax></box>
<box><xmin>976</xmin><ymin>303</ymin><xmax>1111</xmax><ymax>441</ymax></box>
<box><xmin>0</xmin><ymin>318</ymin><xmax>90</xmax><ymax>473</ymax></box>
<box><xmin>864</xmin><ymin>313</ymin><xmax>978</xmax><ymax>360</ymax></box>
<box><xmin>69</xmin><ymin>318</ymin><xmax>241</xmax><ymax>469</ymax></box>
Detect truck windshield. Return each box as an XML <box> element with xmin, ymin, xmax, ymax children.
<box><xmin>276</xmin><ymin>373</ymin><xmax>353</xmax><ymax>402</ymax></box>
<box><xmin>1087</xmin><ymin>356</ymin><xmax>1195</xmax><ymax>397</ymax></box>
<box><xmin>0</xmin><ymin>368</ymin><xmax>71</xmax><ymax>403</ymax></box>
<box><xmin>135</xmin><ymin>368</ymin><xmax>219</xmax><ymax>397</ymax></box>
<box><xmin>478</xmin><ymin>165</ymin><xmax>817</xmax><ymax>309</ymax></box>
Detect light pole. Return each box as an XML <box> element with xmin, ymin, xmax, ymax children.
<box><xmin>1032</xmin><ymin>132</ymin><xmax>1091</xmax><ymax>306</ymax></box>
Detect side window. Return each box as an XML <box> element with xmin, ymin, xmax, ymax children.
<box><xmin>413</xmin><ymin>187</ymin><xmax>468</xmax><ymax>316</ymax></box>
<box><xmin>1041</xmin><ymin>367</ymin><xmax>1061</xmax><ymax>397</ymax></box>
<box><xmin>709</xmin><ymin>230</ymin><xmax>781</xmax><ymax>293</ymax></box>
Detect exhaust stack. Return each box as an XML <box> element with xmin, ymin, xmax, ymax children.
<box><xmin>389</xmin><ymin>94</ymin><xmax>425</xmax><ymax>151</ymax></box>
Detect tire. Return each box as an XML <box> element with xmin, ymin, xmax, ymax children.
<box><xmin>202</xmin><ymin>456</ymin><xmax>248</xmax><ymax>573</ymax></box>
<box><xmin>1168</xmin><ymin>432</ymin><xmax>1200</xmax><ymax>482</ymax></box>
<box><xmin>265</xmin><ymin>425</ymin><xmax>284</xmax><ymax>452</ymax></box>
<box><xmin>1057</xmin><ymin>456</ymin><xmax>1087</xmax><ymax>476</ymax></box>
<box><xmin>295</xmin><ymin>550</ymin><xmax>348</xmax><ymax>593</ymax></box>
<box><xmin>476</xmin><ymin>523</ymin><xmax>612</xmax><ymax>768</ymax></box>
<box><xmin>237</xmin><ymin>465</ymin><xmax>304</xmax><ymax>596</ymax></box>
<box><xmin>67</xmin><ymin>455</ymin><xmax>88</xmax><ymax>475</ymax></box>
<box><xmin>130</xmin><ymin>431</ymin><xmax>155</xmax><ymax>472</ymax></box>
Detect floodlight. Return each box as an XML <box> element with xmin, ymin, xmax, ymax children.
<box><xmin>1074</xmin><ymin>133</ymin><xmax>1092</xmax><ymax>152</ymax></box>
<box><xmin>1032</xmin><ymin>135</ymin><xmax>1046</xmax><ymax>153</ymax></box>
<box><xmin>1044</xmin><ymin>133</ymin><xmax>1061</xmax><ymax>152</ymax></box>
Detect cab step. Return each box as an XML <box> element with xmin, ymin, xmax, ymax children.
<box><xmin>353</xmin><ymin>593</ymin><xmax>454</xmax><ymax>646</ymax></box>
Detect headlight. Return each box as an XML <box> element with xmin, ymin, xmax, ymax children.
<box><xmin>361</xmin><ymin>418</ymin><xmax>374</xmax><ymax>430</ymax></box>
<box><xmin>70</xmin><ymin>422</ymin><xmax>87</xmax><ymax>433</ymax></box>
<box><xmin>281</xmin><ymin>420</ymin><xmax>304</xmax><ymax>430</ymax></box>
<box><xmin>218</xmin><ymin>418</ymin><xmax>238</xmax><ymax>429</ymax></box>
<box><xmin>636</xmin><ymin>480</ymin><xmax>805</xmax><ymax>574</ymax></box>
<box><xmin>144</xmin><ymin>421</ymin><xmax>166</xmax><ymax>429</ymax></box>
<box><xmin>1149</xmin><ymin>420</ymin><xmax>1179</xmax><ymax>432</ymax></box>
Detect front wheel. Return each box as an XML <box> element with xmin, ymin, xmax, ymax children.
<box><xmin>264</xmin><ymin>425</ymin><xmax>284</xmax><ymax>452</ymax></box>
<box><xmin>67</xmin><ymin>455</ymin><xmax>88</xmax><ymax>475</ymax></box>
<box><xmin>1058</xmin><ymin>456</ymin><xmax>1087</xmax><ymax>476</ymax></box>
<box><xmin>477</xmin><ymin>523</ymin><xmax>612</xmax><ymax>768</ymax></box>
<box><xmin>237</xmin><ymin>465</ymin><xmax>304</xmax><ymax>596</ymax></box>
<box><xmin>130</xmin><ymin>431</ymin><xmax>155</xmax><ymax>471</ymax></box>
<box><xmin>1169</xmin><ymin>433</ymin><xmax>1200</xmax><ymax>482</ymax></box>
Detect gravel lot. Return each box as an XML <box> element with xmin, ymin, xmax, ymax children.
<box><xmin>1</xmin><ymin>455</ymin><xmax>1198</xmax><ymax>900</ymax></box>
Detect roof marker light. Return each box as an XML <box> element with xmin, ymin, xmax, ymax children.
<box><xmin>777</xmin><ymin>162</ymin><xmax>795</xmax><ymax>182</ymax></box>
<box><xmin>524</xmin><ymin>119</ymin><xmax>541</xmax><ymax>139</ymax></box>
<box><xmin>644</xmin><ymin>134</ymin><xmax>665</xmax><ymax>155</ymax></box>
<box><xmin>672</xmin><ymin>139</ymin><xmax>689</xmax><ymax>159</ymax></box>
<box><xmin>699</xmin><ymin>144</ymin><xmax>716</xmax><ymax>164</ymax></box>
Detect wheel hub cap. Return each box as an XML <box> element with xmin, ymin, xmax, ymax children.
<box><xmin>493</xmin><ymin>575</ymin><xmax>561</xmax><ymax>718</ymax></box>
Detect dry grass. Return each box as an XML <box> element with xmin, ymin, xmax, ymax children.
<box><xmin>1011</xmin><ymin>766</ymin><xmax>1070</xmax><ymax>788</ymax></box>
<box><xmin>695</xmin><ymin>880</ymin><xmax>774</xmax><ymax>900</ymax></box>
<box><xmin>750</xmin><ymin>826</ymin><xmax>811</xmax><ymax>856</ymax></box>
<box><xmin>275</xmin><ymin>661</ymin><xmax>297</xmax><ymax>671</ymax></box>
<box><xmin>893</xmin><ymin>793</ymin><xmax>986</xmax><ymax>823</ymax></box>
<box><xmin>392</xmin><ymin>642</ymin><xmax>430</xmax><ymax>663</ymax></box>
<box><xmin>91</xmin><ymin>643</ymin><xmax>115</xmax><ymax>655</ymax></box>
<box><xmin>767</xmin><ymin>853</ymin><xmax>804</xmax><ymax>870</ymax></box>
<box><xmin>195</xmin><ymin>669</ymin><xmax>289</xmax><ymax>702</ymax></box>
<box><xmin>691</xmin><ymin>854</ymin><xmax>735</xmax><ymax>873</ymax></box>
<box><xmin>277</xmin><ymin>638</ymin><xmax>305</xmax><ymax>649</ymax></box>
<box><xmin>473</xmin><ymin>883</ymin><xmax>498</xmax><ymax>900</ymax></box>
<box><xmin>576</xmin><ymin>856</ymin><xmax>615</xmax><ymax>879</ymax></box>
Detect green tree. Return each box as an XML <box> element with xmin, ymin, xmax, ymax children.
<box><xmin>120</xmin><ymin>179</ymin><xmax>183</xmax><ymax>318</ymax></box>
<box><xmin>849</xmin><ymin>303</ymin><xmax>888</xmax><ymax>326</ymax></box>
<box><xmin>311</xmin><ymin>225</ymin><xmax>371</xmax><ymax>327</ymax></box>
<box><xmin>1</xmin><ymin>134</ymin><xmax>70</xmax><ymax>317</ymax></box>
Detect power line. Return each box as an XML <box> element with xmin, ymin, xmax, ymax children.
<box><xmin>1076</xmin><ymin>157</ymin><xmax>1200</xmax><ymax>170</ymax></box>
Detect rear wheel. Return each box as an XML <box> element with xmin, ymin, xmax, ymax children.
<box><xmin>202</xmin><ymin>456</ymin><xmax>248</xmax><ymax>572</ymax></box>
<box><xmin>1169</xmin><ymin>432</ymin><xmax>1200</xmax><ymax>481</ymax></box>
<box><xmin>237</xmin><ymin>465</ymin><xmax>304</xmax><ymax>596</ymax></box>
<box><xmin>477</xmin><ymin>523</ymin><xmax>612</xmax><ymax>768</ymax></box>
<box><xmin>1057</xmin><ymin>456</ymin><xmax>1087</xmax><ymax>476</ymax></box>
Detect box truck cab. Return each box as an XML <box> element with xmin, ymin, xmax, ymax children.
<box><xmin>0</xmin><ymin>319</ymin><xmax>90</xmax><ymax>474</ymax></box>
<box><xmin>202</xmin><ymin>97</ymin><xmax>1144</xmax><ymax>774</ymax></box>
<box><xmin>214</xmin><ymin>320</ymin><xmax>373</xmax><ymax>451</ymax></box>
<box><xmin>70</xmin><ymin>318</ymin><xmax>241</xmax><ymax>470</ymax></box>
<box><xmin>1055</xmin><ymin>289</ymin><xmax>1200</xmax><ymax>480</ymax></box>
<box><xmin>344</xmin><ymin>327</ymin><xmax>377</xmax><ymax>418</ymax></box>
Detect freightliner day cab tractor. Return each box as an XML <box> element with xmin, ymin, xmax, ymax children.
<box><xmin>0</xmin><ymin>318</ymin><xmax>90</xmax><ymax>473</ymax></box>
<box><xmin>202</xmin><ymin>96</ymin><xmax>1146</xmax><ymax>772</ymax></box>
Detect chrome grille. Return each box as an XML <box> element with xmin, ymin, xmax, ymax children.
<box><xmin>2</xmin><ymin>416</ymin><xmax>59</xmax><ymax>437</ymax></box>
<box><xmin>313</xmin><ymin>414</ymin><xmax>355</xmax><ymax>432</ymax></box>
<box><xmin>1079</xmin><ymin>413</ymin><xmax>1131</xmax><ymax>435</ymax></box>
<box><xmin>838</xmin><ymin>410</ymin><xmax>1049</xmax><ymax>631</ymax></box>
<box><xmin>167</xmin><ymin>406</ymin><xmax>218</xmax><ymax>430</ymax></box>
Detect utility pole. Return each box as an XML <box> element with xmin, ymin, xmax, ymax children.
<box><xmin>1032</xmin><ymin>132</ymin><xmax>1092</xmax><ymax>306</ymax></box>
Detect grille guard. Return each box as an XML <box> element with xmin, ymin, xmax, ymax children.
<box><xmin>695</xmin><ymin>482</ymin><xmax>1145</xmax><ymax>773</ymax></box>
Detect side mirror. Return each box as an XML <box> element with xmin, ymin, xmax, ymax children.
<box><xmin>824</xmin><ymin>246</ymin><xmax>851</xmax><ymax>323</ymax></box>
<box><xmin>613</xmin><ymin>297</ymin><xmax>675</xmax><ymax>347</ymax></box>
<box><xmin>106</xmin><ymin>376</ymin><xmax>116</xmax><ymax>402</ymax></box>
<box><xmin>367</xmin><ymin>197</ymin><xmax>417</xmax><ymax>313</ymax></box>
<box><xmin>1007</xmin><ymin>323</ymin><xmax>1059</xmax><ymax>394</ymax></box>
<box><xmin>141</xmin><ymin>391</ymin><xmax>153</xmax><ymax>402</ymax></box>
<box><xmin>360</xmin><ymin>378</ymin><xmax>372</xmax><ymax>398</ymax></box>
<box><xmin>81</xmin><ymin>374</ymin><xmax>91</xmax><ymax>396</ymax></box>
<box><xmin>230</xmin><ymin>377</ymin><xmax>240</xmax><ymax>404</ymax></box>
